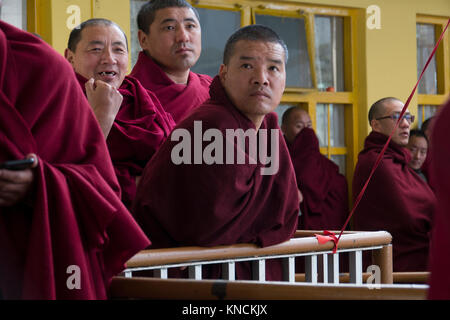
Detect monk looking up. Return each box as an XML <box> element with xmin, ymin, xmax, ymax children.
<box><xmin>130</xmin><ymin>0</ymin><xmax>212</xmax><ymax>123</ymax></box>
<box><xmin>352</xmin><ymin>97</ymin><xmax>435</xmax><ymax>272</ymax></box>
<box><xmin>65</xmin><ymin>18</ymin><xmax>175</xmax><ymax>209</ymax></box>
<box><xmin>133</xmin><ymin>25</ymin><xmax>299</xmax><ymax>280</ymax></box>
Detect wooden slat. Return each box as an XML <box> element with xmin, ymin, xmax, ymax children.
<box><xmin>295</xmin><ymin>272</ymin><xmax>430</xmax><ymax>284</ymax></box>
<box><xmin>110</xmin><ymin>277</ymin><xmax>427</xmax><ymax>300</ymax></box>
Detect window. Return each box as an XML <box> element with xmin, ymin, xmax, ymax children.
<box><xmin>416</xmin><ymin>16</ymin><xmax>450</xmax><ymax>129</ymax></box>
<box><xmin>254</xmin><ymin>12</ymin><xmax>313</xmax><ymax>88</ymax></box>
<box><xmin>191</xmin><ymin>7</ymin><xmax>241</xmax><ymax>77</ymax></box>
<box><xmin>130</xmin><ymin>0</ymin><xmax>146</xmax><ymax>68</ymax></box>
<box><xmin>0</xmin><ymin>0</ymin><xmax>27</xmax><ymax>30</ymax></box>
<box><xmin>315</xmin><ymin>15</ymin><xmax>345</xmax><ymax>92</ymax></box>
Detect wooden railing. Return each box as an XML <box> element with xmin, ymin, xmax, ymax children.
<box><xmin>110</xmin><ymin>277</ymin><xmax>428</xmax><ymax>300</ymax></box>
<box><xmin>123</xmin><ymin>230</ymin><xmax>394</xmax><ymax>285</ymax></box>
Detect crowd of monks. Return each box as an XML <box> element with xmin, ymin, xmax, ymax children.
<box><xmin>1</xmin><ymin>0</ymin><xmax>449</xmax><ymax>299</ymax></box>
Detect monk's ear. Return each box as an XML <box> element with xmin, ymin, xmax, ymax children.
<box><xmin>219</xmin><ymin>64</ymin><xmax>227</xmax><ymax>82</ymax></box>
<box><xmin>64</xmin><ymin>48</ymin><xmax>75</xmax><ymax>66</ymax></box>
<box><xmin>370</xmin><ymin>119</ymin><xmax>379</xmax><ymax>131</ymax></box>
<box><xmin>138</xmin><ymin>30</ymin><xmax>148</xmax><ymax>49</ymax></box>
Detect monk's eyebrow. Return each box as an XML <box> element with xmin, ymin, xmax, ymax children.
<box><xmin>87</xmin><ymin>40</ymin><xmax>104</xmax><ymax>46</ymax></box>
<box><xmin>239</xmin><ymin>56</ymin><xmax>283</xmax><ymax>65</ymax></box>
<box><xmin>112</xmin><ymin>41</ymin><xmax>126</xmax><ymax>47</ymax></box>
<box><xmin>161</xmin><ymin>18</ymin><xmax>198</xmax><ymax>24</ymax></box>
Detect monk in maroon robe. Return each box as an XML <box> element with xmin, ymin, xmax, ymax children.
<box><xmin>133</xmin><ymin>25</ymin><xmax>299</xmax><ymax>280</ymax></box>
<box><xmin>0</xmin><ymin>20</ymin><xmax>149</xmax><ymax>299</ymax></box>
<box><xmin>353</xmin><ymin>97</ymin><xmax>435</xmax><ymax>272</ymax></box>
<box><xmin>427</xmin><ymin>97</ymin><xmax>450</xmax><ymax>299</ymax></box>
<box><xmin>130</xmin><ymin>0</ymin><xmax>212</xmax><ymax>123</ymax></box>
<box><xmin>66</xmin><ymin>19</ymin><xmax>175</xmax><ymax>208</ymax></box>
<box><xmin>282</xmin><ymin>107</ymin><xmax>348</xmax><ymax>231</ymax></box>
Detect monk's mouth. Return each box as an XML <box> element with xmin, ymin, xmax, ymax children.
<box><xmin>98</xmin><ymin>71</ymin><xmax>117</xmax><ymax>77</ymax></box>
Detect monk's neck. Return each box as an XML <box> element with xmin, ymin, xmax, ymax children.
<box><xmin>163</xmin><ymin>69</ymin><xmax>190</xmax><ymax>85</ymax></box>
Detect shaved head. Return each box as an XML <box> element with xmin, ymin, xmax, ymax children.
<box><xmin>281</xmin><ymin>106</ymin><xmax>312</xmax><ymax>144</ymax></box>
<box><xmin>368</xmin><ymin>97</ymin><xmax>402</xmax><ymax>123</ymax></box>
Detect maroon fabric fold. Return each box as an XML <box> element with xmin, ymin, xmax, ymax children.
<box><xmin>286</xmin><ymin>128</ymin><xmax>348</xmax><ymax>231</ymax></box>
<box><xmin>352</xmin><ymin>131</ymin><xmax>436</xmax><ymax>272</ymax></box>
<box><xmin>427</xmin><ymin>97</ymin><xmax>450</xmax><ymax>299</ymax></box>
<box><xmin>133</xmin><ymin>76</ymin><xmax>299</xmax><ymax>280</ymax></box>
<box><xmin>75</xmin><ymin>73</ymin><xmax>175</xmax><ymax>208</ymax></box>
<box><xmin>0</xmin><ymin>21</ymin><xmax>150</xmax><ymax>299</ymax></box>
<box><xmin>130</xmin><ymin>51</ymin><xmax>212</xmax><ymax>123</ymax></box>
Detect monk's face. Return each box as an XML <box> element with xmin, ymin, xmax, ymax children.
<box><xmin>372</xmin><ymin>99</ymin><xmax>411</xmax><ymax>146</ymax></box>
<box><xmin>139</xmin><ymin>7</ymin><xmax>201</xmax><ymax>74</ymax></box>
<box><xmin>282</xmin><ymin>109</ymin><xmax>312</xmax><ymax>144</ymax></box>
<box><xmin>66</xmin><ymin>24</ymin><xmax>128</xmax><ymax>89</ymax></box>
<box><xmin>219</xmin><ymin>40</ymin><xmax>286</xmax><ymax>129</ymax></box>
<box><xmin>407</xmin><ymin>135</ymin><xmax>428</xmax><ymax>170</ymax></box>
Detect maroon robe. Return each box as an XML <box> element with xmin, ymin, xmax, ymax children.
<box><xmin>75</xmin><ymin>73</ymin><xmax>175</xmax><ymax>209</ymax></box>
<box><xmin>352</xmin><ymin>131</ymin><xmax>436</xmax><ymax>272</ymax></box>
<box><xmin>130</xmin><ymin>51</ymin><xmax>212</xmax><ymax>123</ymax></box>
<box><xmin>286</xmin><ymin>128</ymin><xmax>348</xmax><ymax>231</ymax></box>
<box><xmin>0</xmin><ymin>21</ymin><xmax>150</xmax><ymax>299</ymax></box>
<box><xmin>428</xmin><ymin>97</ymin><xmax>450</xmax><ymax>299</ymax></box>
<box><xmin>132</xmin><ymin>76</ymin><xmax>299</xmax><ymax>280</ymax></box>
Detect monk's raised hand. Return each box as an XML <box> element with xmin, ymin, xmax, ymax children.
<box><xmin>0</xmin><ymin>154</ymin><xmax>38</xmax><ymax>207</ymax></box>
<box><xmin>85</xmin><ymin>78</ymin><xmax>123</xmax><ymax>137</ymax></box>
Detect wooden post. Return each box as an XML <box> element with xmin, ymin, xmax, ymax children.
<box><xmin>372</xmin><ymin>244</ymin><xmax>393</xmax><ymax>284</ymax></box>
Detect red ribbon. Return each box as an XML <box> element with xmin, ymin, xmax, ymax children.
<box><xmin>316</xmin><ymin>18</ymin><xmax>450</xmax><ymax>254</ymax></box>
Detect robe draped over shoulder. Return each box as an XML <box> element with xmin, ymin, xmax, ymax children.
<box><xmin>0</xmin><ymin>21</ymin><xmax>150</xmax><ymax>299</ymax></box>
<box><xmin>352</xmin><ymin>131</ymin><xmax>435</xmax><ymax>272</ymax></box>
<box><xmin>130</xmin><ymin>51</ymin><xmax>212</xmax><ymax>123</ymax></box>
<box><xmin>133</xmin><ymin>76</ymin><xmax>299</xmax><ymax>280</ymax></box>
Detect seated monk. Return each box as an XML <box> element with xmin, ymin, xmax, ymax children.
<box><xmin>352</xmin><ymin>97</ymin><xmax>436</xmax><ymax>272</ymax></box>
<box><xmin>130</xmin><ymin>0</ymin><xmax>212</xmax><ymax>123</ymax></box>
<box><xmin>0</xmin><ymin>19</ymin><xmax>149</xmax><ymax>299</ymax></box>
<box><xmin>281</xmin><ymin>107</ymin><xmax>348</xmax><ymax>231</ymax></box>
<box><xmin>132</xmin><ymin>25</ymin><xmax>299</xmax><ymax>280</ymax></box>
<box><xmin>65</xmin><ymin>18</ymin><xmax>175</xmax><ymax>209</ymax></box>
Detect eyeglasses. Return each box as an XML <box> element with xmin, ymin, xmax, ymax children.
<box><xmin>376</xmin><ymin>113</ymin><xmax>415</xmax><ymax>124</ymax></box>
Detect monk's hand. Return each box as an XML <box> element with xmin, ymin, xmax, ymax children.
<box><xmin>85</xmin><ymin>78</ymin><xmax>123</xmax><ymax>138</ymax></box>
<box><xmin>298</xmin><ymin>188</ymin><xmax>303</xmax><ymax>203</ymax></box>
<box><xmin>0</xmin><ymin>154</ymin><xmax>38</xmax><ymax>207</ymax></box>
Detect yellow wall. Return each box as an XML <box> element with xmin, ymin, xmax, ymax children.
<box><xmin>27</xmin><ymin>0</ymin><xmax>131</xmax><ymax>69</ymax></box>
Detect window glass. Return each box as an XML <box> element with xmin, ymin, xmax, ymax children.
<box><xmin>331</xmin><ymin>154</ymin><xmax>346</xmax><ymax>175</ymax></box>
<box><xmin>0</xmin><ymin>0</ymin><xmax>27</xmax><ymax>30</ymax></box>
<box><xmin>316</xmin><ymin>104</ymin><xmax>328</xmax><ymax>147</ymax></box>
<box><xmin>130</xmin><ymin>0</ymin><xmax>146</xmax><ymax>68</ymax></box>
<box><xmin>330</xmin><ymin>104</ymin><xmax>345</xmax><ymax>147</ymax></box>
<box><xmin>314</xmin><ymin>15</ymin><xmax>345</xmax><ymax>91</ymax></box>
<box><xmin>255</xmin><ymin>14</ymin><xmax>313</xmax><ymax>88</ymax></box>
<box><xmin>416</xmin><ymin>23</ymin><xmax>437</xmax><ymax>94</ymax></box>
<box><xmin>418</xmin><ymin>105</ymin><xmax>438</xmax><ymax>128</ymax></box>
<box><xmin>190</xmin><ymin>7</ymin><xmax>241</xmax><ymax>77</ymax></box>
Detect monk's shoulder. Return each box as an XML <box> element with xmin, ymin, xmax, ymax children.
<box><xmin>182</xmin><ymin>102</ymin><xmax>238</xmax><ymax>131</ymax></box>
<box><xmin>194</xmin><ymin>72</ymin><xmax>213</xmax><ymax>88</ymax></box>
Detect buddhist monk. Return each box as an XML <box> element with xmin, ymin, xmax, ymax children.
<box><xmin>352</xmin><ymin>97</ymin><xmax>436</xmax><ymax>272</ymax></box>
<box><xmin>130</xmin><ymin>0</ymin><xmax>212</xmax><ymax>123</ymax></box>
<box><xmin>133</xmin><ymin>25</ymin><xmax>299</xmax><ymax>280</ymax></box>
<box><xmin>282</xmin><ymin>107</ymin><xmax>348</xmax><ymax>231</ymax></box>
<box><xmin>406</xmin><ymin>129</ymin><xmax>428</xmax><ymax>182</ymax></box>
<box><xmin>0</xmin><ymin>19</ymin><xmax>149</xmax><ymax>299</ymax></box>
<box><xmin>65</xmin><ymin>18</ymin><xmax>175</xmax><ymax>209</ymax></box>
<box><xmin>427</xmin><ymin>97</ymin><xmax>450</xmax><ymax>299</ymax></box>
